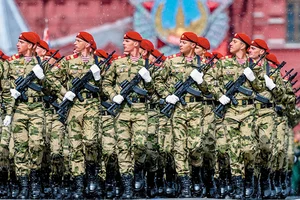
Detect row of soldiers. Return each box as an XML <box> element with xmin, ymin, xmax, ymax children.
<box><xmin>0</xmin><ymin>29</ymin><xmax>299</xmax><ymax>200</ymax></box>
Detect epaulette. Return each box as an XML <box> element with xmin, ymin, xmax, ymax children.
<box><xmin>224</xmin><ymin>55</ymin><xmax>232</xmax><ymax>59</ymax></box>
<box><xmin>167</xmin><ymin>52</ymin><xmax>181</xmax><ymax>59</ymax></box>
<box><xmin>115</xmin><ymin>55</ymin><xmax>126</xmax><ymax>60</ymax></box>
<box><xmin>7</xmin><ymin>54</ymin><xmax>20</xmax><ymax>61</ymax></box>
<box><xmin>65</xmin><ymin>53</ymin><xmax>79</xmax><ymax>61</ymax></box>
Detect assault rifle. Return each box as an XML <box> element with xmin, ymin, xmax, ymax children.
<box><xmin>57</xmin><ymin>50</ymin><xmax>115</xmax><ymax>123</ymax></box>
<box><xmin>292</xmin><ymin>80</ymin><xmax>298</xmax><ymax>87</ymax></box>
<box><xmin>213</xmin><ymin>52</ymin><xmax>268</xmax><ymax>118</ymax></box>
<box><xmin>294</xmin><ymin>87</ymin><xmax>300</xmax><ymax>94</ymax></box>
<box><xmin>14</xmin><ymin>50</ymin><xmax>59</xmax><ymax>101</ymax></box>
<box><xmin>160</xmin><ymin>55</ymin><xmax>216</xmax><ymax>118</ymax></box>
<box><xmin>254</xmin><ymin>61</ymin><xmax>286</xmax><ymax>104</ymax></box>
<box><xmin>283</xmin><ymin>68</ymin><xmax>294</xmax><ymax>80</ymax></box>
<box><xmin>107</xmin><ymin>54</ymin><xmax>164</xmax><ymax>117</ymax></box>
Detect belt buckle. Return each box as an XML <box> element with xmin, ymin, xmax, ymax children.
<box><xmin>238</xmin><ymin>100</ymin><xmax>242</xmax><ymax>106</ymax></box>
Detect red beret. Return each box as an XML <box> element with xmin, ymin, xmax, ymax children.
<box><xmin>76</xmin><ymin>31</ymin><xmax>95</xmax><ymax>46</ymax></box>
<box><xmin>233</xmin><ymin>33</ymin><xmax>251</xmax><ymax>46</ymax></box>
<box><xmin>140</xmin><ymin>39</ymin><xmax>154</xmax><ymax>52</ymax></box>
<box><xmin>0</xmin><ymin>50</ymin><xmax>9</xmax><ymax>60</ymax></box>
<box><xmin>204</xmin><ymin>52</ymin><xmax>213</xmax><ymax>59</ymax></box>
<box><xmin>37</xmin><ymin>40</ymin><xmax>49</xmax><ymax>51</ymax></box>
<box><xmin>212</xmin><ymin>51</ymin><xmax>223</xmax><ymax>59</ymax></box>
<box><xmin>151</xmin><ymin>49</ymin><xmax>166</xmax><ymax>61</ymax></box>
<box><xmin>19</xmin><ymin>32</ymin><xmax>40</xmax><ymax>45</ymax></box>
<box><xmin>266</xmin><ymin>53</ymin><xmax>279</xmax><ymax>65</ymax></box>
<box><xmin>90</xmin><ymin>41</ymin><xmax>97</xmax><ymax>50</ymax></box>
<box><xmin>45</xmin><ymin>49</ymin><xmax>62</xmax><ymax>60</ymax></box>
<box><xmin>197</xmin><ymin>37</ymin><xmax>210</xmax><ymax>50</ymax></box>
<box><xmin>251</xmin><ymin>39</ymin><xmax>269</xmax><ymax>52</ymax></box>
<box><xmin>124</xmin><ymin>31</ymin><xmax>143</xmax><ymax>42</ymax></box>
<box><xmin>181</xmin><ymin>32</ymin><xmax>198</xmax><ymax>44</ymax></box>
<box><xmin>94</xmin><ymin>49</ymin><xmax>108</xmax><ymax>59</ymax></box>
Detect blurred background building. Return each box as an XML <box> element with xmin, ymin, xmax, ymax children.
<box><xmin>1</xmin><ymin>0</ymin><xmax>300</xmax><ymax>130</ymax></box>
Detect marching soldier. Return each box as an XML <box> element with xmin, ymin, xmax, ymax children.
<box><xmin>59</xmin><ymin>31</ymin><xmax>102</xmax><ymax>199</ymax></box>
<box><xmin>2</xmin><ymin>32</ymin><xmax>59</xmax><ymax>199</ymax></box>
<box><xmin>102</xmin><ymin>31</ymin><xmax>153</xmax><ymax>199</ymax></box>
<box><xmin>156</xmin><ymin>32</ymin><xmax>210</xmax><ymax>198</ymax></box>
<box><xmin>214</xmin><ymin>33</ymin><xmax>263</xmax><ymax>199</ymax></box>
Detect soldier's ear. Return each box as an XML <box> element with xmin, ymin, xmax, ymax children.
<box><xmin>134</xmin><ymin>41</ymin><xmax>139</xmax><ymax>47</ymax></box>
<box><xmin>191</xmin><ymin>42</ymin><xmax>196</xmax><ymax>48</ymax></box>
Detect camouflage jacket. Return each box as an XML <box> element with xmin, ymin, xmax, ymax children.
<box><xmin>155</xmin><ymin>53</ymin><xmax>209</xmax><ymax>99</ymax></box>
<box><xmin>102</xmin><ymin>55</ymin><xmax>154</xmax><ymax>101</ymax></box>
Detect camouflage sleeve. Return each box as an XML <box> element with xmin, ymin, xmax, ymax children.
<box><xmin>210</xmin><ymin>60</ymin><xmax>225</xmax><ymax>99</ymax></box>
<box><xmin>153</xmin><ymin>61</ymin><xmax>170</xmax><ymax>98</ymax></box>
<box><xmin>2</xmin><ymin>61</ymin><xmax>15</xmax><ymax>115</ymax></box>
<box><xmin>271</xmin><ymin>71</ymin><xmax>289</xmax><ymax>103</ymax></box>
<box><xmin>250</xmin><ymin>66</ymin><xmax>266</xmax><ymax>93</ymax></box>
<box><xmin>102</xmin><ymin>60</ymin><xmax>117</xmax><ymax>101</ymax></box>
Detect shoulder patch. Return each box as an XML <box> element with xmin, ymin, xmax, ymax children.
<box><xmin>66</xmin><ymin>53</ymin><xmax>79</xmax><ymax>61</ymax></box>
<box><xmin>167</xmin><ymin>52</ymin><xmax>181</xmax><ymax>59</ymax></box>
<box><xmin>7</xmin><ymin>54</ymin><xmax>20</xmax><ymax>61</ymax></box>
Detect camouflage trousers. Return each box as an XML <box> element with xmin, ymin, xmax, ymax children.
<box><xmin>67</xmin><ymin>102</ymin><xmax>100</xmax><ymax>176</ymax></box>
<box><xmin>272</xmin><ymin>115</ymin><xmax>287</xmax><ymax>172</ymax></box>
<box><xmin>0</xmin><ymin>113</ymin><xmax>13</xmax><ymax>169</ymax></box>
<box><xmin>200</xmin><ymin>103</ymin><xmax>217</xmax><ymax>169</ymax></box>
<box><xmin>44</xmin><ymin>109</ymin><xmax>65</xmax><ymax>176</ymax></box>
<box><xmin>115</xmin><ymin>103</ymin><xmax>147</xmax><ymax>175</ymax></box>
<box><xmin>285</xmin><ymin>122</ymin><xmax>294</xmax><ymax>172</ymax></box>
<box><xmin>172</xmin><ymin>102</ymin><xmax>203</xmax><ymax>176</ymax></box>
<box><xmin>12</xmin><ymin>102</ymin><xmax>45</xmax><ymax>176</ymax></box>
<box><xmin>99</xmin><ymin>111</ymin><xmax>116</xmax><ymax>180</ymax></box>
<box><xmin>224</xmin><ymin>105</ymin><xmax>257</xmax><ymax>178</ymax></box>
<box><xmin>254</xmin><ymin>109</ymin><xmax>276</xmax><ymax>172</ymax></box>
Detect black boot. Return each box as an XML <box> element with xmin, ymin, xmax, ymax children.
<box><xmin>206</xmin><ymin>169</ymin><xmax>218</xmax><ymax>198</ymax></box>
<box><xmin>61</xmin><ymin>174</ymin><xmax>72</xmax><ymax>199</ymax></box>
<box><xmin>115</xmin><ymin>169</ymin><xmax>122</xmax><ymax>198</ymax></box>
<box><xmin>72</xmin><ymin>175</ymin><xmax>84</xmax><ymax>199</ymax></box>
<box><xmin>260</xmin><ymin>168</ymin><xmax>271</xmax><ymax>198</ymax></box>
<box><xmin>0</xmin><ymin>167</ymin><xmax>9</xmax><ymax>198</ymax></box>
<box><xmin>156</xmin><ymin>168</ymin><xmax>164</xmax><ymax>196</ymax></box>
<box><xmin>178</xmin><ymin>174</ymin><xmax>191</xmax><ymax>198</ymax></box>
<box><xmin>273</xmin><ymin>170</ymin><xmax>282</xmax><ymax>198</ymax></box>
<box><xmin>245</xmin><ymin>169</ymin><xmax>255</xmax><ymax>198</ymax></box>
<box><xmin>146</xmin><ymin>171</ymin><xmax>157</xmax><ymax>198</ymax></box>
<box><xmin>121</xmin><ymin>173</ymin><xmax>133</xmax><ymax>199</ymax></box>
<box><xmin>17</xmin><ymin>176</ymin><xmax>29</xmax><ymax>199</ymax></box>
<box><xmin>9</xmin><ymin>169</ymin><xmax>19</xmax><ymax>199</ymax></box>
<box><xmin>230</xmin><ymin>176</ymin><xmax>244</xmax><ymax>199</ymax></box>
<box><xmin>218</xmin><ymin>167</ymin><xmax>228</xmax><ymax>198</ymax></box>
<box><xmin>251</xmin><ymin>175</ymin><xmax>261</xmax><ymax>199</ymax></box>
<box><xmin>191</xmin><ymin>166</ymin><xmax>203</xmax><ymax>197</ymax></box>
<box><xmin>29</xmin><ymin>169</ymin><xmax>42</xmax><ymax>199</ymax></box>
<box><xmin>133</xmin><ymin>163</ymin><xmax>145</xmax><ymax>192</ymax></box>
<box><xmin>165</xmin><ymin>170</ymin><xmax>177</xmax><ymax>197</ymax></box>
<box><xmin>51</xmin><ymin>174</ymin><xmax>62</xmax><ymax>199</ymax></box>
<box><xmin>281</xmin><ymin>170</ymin><xmax>289</xmax><ymax>198</ymax></box>
<box><xmin>85</xmin><ymin>162</ymin><xmax>101</xmax><ymax>198</ymax></box>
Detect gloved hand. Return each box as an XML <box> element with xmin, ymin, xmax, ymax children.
<box><xmin>243</xmin><ymin>67</ymin><xmax>255</xmax><ymax>82</ymax></box>
<box><xmin>32</xmin><ymin>64</ymin><xmax>45</xmax><ymax>80</ymax></box>
<box><xmin>90</xmin><ymin>64</ymin><xmax>101</xmax><ymax>81</ymax></box>
<box><xmin>138</xmin><ymin>67</ymin><xmax>152</xmax><ymax>83</ymax></box>
<box><xmin>190</xmin><ymin>69</ymin><xmax>204</xmax><ymax>84</ymax></box>
<box><xmin>219</xmin><ymin>95</ymin><xmax>231</xmax><ymax>105</ymax></box>
<box><xmin>264</xmin><ymin>75</ymin><xmax>276</xmax><ymax>90</ymax></box>
<box><xmin>63</xmin><ymin>91</ymin><xmax>76</xmax><ymax>101</ymax></box>
<box><xmin>166</xmin><ymin>94</ymin><xmax>179</xmax><ymax>105</ymax></box>
<box><xmin>3</xmin><ymin>115</ymin><xmax>12</xmax><ymax>127</ymax></box>
<box><xmin>113</xmin><ymin>95</ymin><xmax>124</xmax><ymax>104</ymax></box>
<box><xmin>10</xmin><ymin>89</ymin><xmax>21</xmax><ymax>99</ymax></box>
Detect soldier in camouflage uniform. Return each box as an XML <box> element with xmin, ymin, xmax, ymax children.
<box><xmin>214</xmin><ymin>33</ymin><xmax>264</xmax><ymax>199</ymax></box>
<box><xmin>156</xmin><ymin>32</ymin><xmax>211</xmax><ymax>198</ymax></box>
<box><xmin>247</xmin><ymin>40</ymin><xmax>284</xmax><ymax>198</ymax></box>
<box><xmin>102</xmin><ymin>31</ymin><xmax>154</xmax><ymax>199</ymax></box>
<box><xmin>0</xmin><ymin>51</ymin><xmax>11</xmax><ymax>198</ymax></box>
<box><xmin>59</xmin><ymin>32</ymin><xmax>102</xmax><ymax>199</ymax></box>
<box><xmin>2</xmin><ymin>32</ymin><xmax>61</xmax><ymax>199</ymax></box>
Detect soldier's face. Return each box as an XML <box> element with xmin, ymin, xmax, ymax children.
<box><xmin>123</xmin><ymin>39</ymin><xmax>136</xmax><ymax>53</ymax></box>
<box><xmin>179</xmin><ymin>40</ymin><xmax>194</xmax><ymax>54</ymax></box>
<box><xmin>17</xmin><ymin>39</ymin><xmax>31</xmax><ymax>54</ymax></box>
<box><xmin>248</xmin><ymin>46</ymin><xmax>264</xmax><ymax>59</ymax></box>
<box><xmin>36</xmin><ymin>46</ymin><xmax>47</xmax><ymax>57</ymax></box>
<box><xmin>74</xmin><ymin>38</ymin><xmax>89</xmax><ymax>52</ymax></box>
<box><xmin>195</xmin><ymin>45</ymin><xmax>206</xmax><ymax>56</ymax></box>
<box><xmin>229</xmin><ymin>38</ymin><xmax>243</xmax><ymax>54</ymax></box>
